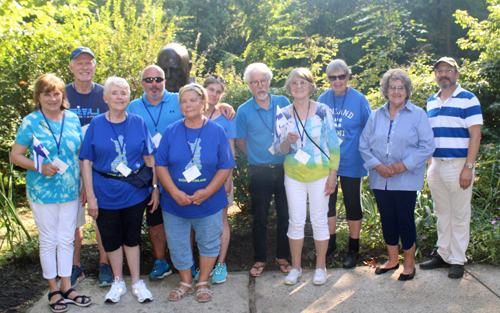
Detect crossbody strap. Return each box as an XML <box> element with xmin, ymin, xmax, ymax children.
<box><xmin>292</xmin><ymin>105</ymin><xmax>330</xmax><ymax>160</ymax></box>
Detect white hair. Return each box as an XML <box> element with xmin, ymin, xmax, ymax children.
<box><xmin>326</xmin><ymin>59</ymin><xmax>351</xmax><ymax>76</ymax></box>
<box><xmin>141</xmin><ymin>65</ymin><xmax>165</xmax><ymax>78</ymax></box>
<box><xmin>103</xmin><ymin>77</ymin><xmax>130</xmax><ymax>98</ymax></box>
<box><xmin>243</xmin><ymin>63</ymin><xmax>273</xmax><ymax>85</ymax></box>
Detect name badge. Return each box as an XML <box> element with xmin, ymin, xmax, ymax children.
<box><xmin>152</xmin><ymin>133</ymin><xmax>162</xmax><ymax>148</ymax></box>
<box><xmin>52</xmin><ymin>157</ymin><xmax>69</xmax><ymax>175</ymax></box>
<box><xmin>116</xmin><ymin>162</ymin><xmax>132</xmax><ymax>177</ymax></box>
<box><xmin>183</xmin><ymin>164</ymin><xmax>201</xmax><ymax>183</ymax></box>
<box><xmin>294</xmin><ymin>149</ymin><xmax>311</xmax><ymax>165</ymax></box>
<box><xmin>268</xmin><ymin>145</ymin><xmax>276</xmax><ymax>155</ymax></box>
<box><xmin>81</xmin><ymin>124</ymin><xmax>89</xmax><ymax>137</ymax></box>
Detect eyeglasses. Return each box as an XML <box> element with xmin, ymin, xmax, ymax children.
<box><xmin>435</xmin><ymin>69</ymin><xmax>455</xmax><ymax>75</ymax></box>
<box><xmin>389</xmin><ymin>85</ymin><xmax>406</xmax><ymax>92</ymax></box>
<box><xmin>142</xmin><ymin>77</ymin><xmax>165</xmax><ymax>83</ymax></box>
<box><xmin>249</xmin><ymin>78</ymin><xmax>269</xmax><ymax>86</ymax></box>
<box><xmin>328</xmin><ymin>74</ymin><xmax>347</xmax><ymax>81</ymax></box>
<box><xmin>291</xmin><ymin>81</ymin><xmax>309</xmax><ymax>88</ymax></box>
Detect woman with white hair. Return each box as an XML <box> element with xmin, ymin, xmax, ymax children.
<box><xmin>317</xmin><ymin>59</ymin><xmax>372</xmax><ymax>268</ymax></box>
<box><xmin>80</xmin><ymin>76</ymin><xmax>157</xmax><ymax>303</ymax></box>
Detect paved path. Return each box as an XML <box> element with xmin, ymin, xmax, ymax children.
<box><xmin>29</xmin><ymin>264</ymin><xmax>500</xmax><ymax>312</ymax></box>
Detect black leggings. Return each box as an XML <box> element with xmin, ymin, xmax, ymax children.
<box><xmin>328</xmin><ymin>176</ymin><xmax>363</xmax><ymax>221</ymax></box>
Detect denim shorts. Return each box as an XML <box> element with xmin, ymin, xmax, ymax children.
<box><xmin>163</xmin><ymin>210</ymin><xmax>223</xmax><ymax>270</ymax></box>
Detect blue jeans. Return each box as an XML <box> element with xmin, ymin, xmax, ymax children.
<box><xmin>163</xmin><ymin>210</ymin><xmax>223</xmax><ymax>270</ymax></box>
<box><xmin>249</xmin><ymin>164</ymin><xmax>290</xmax><ymax>262</ymax></box>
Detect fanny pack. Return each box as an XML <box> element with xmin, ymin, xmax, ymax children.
<box><xmin>93</xmin><ymin>164</ymin><xmax>153</xmax><ymax>189</ymax></box>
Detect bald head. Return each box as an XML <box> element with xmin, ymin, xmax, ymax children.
<box><xmin>157</xmin><ymin>43</ymin><xmax>192</xmax><ymax>92</ymax></box>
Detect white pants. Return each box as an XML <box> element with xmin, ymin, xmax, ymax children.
<box><xmin>427</xmin><ymin>158</ymin><xmax>473</xmax><ymax>265</ymax></box>
<box><xmin>30</xmin><ymin>199</ymin><xmax>79</xmax><ymax>279</ymax></box>
<box><xmin>285</xmin><ymin>174</ymin><xmax>329</xmax><ymax>241</ymax></box>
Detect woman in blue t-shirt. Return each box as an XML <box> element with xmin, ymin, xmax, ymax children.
<box><xmin>156</xmin><ymin>84</ymin><xmax>235</xmax><ymax>303</ymax></box>
<box><xmin>11</xmin><ymin>73</ymin><xmax>91</xmax><ymax>312</ymax></box>
<box><xmin>199</xmin><ymin>75</ymin><xmax>236</xmax><ymax>284</ymax></box>
<box><xmin>80</xmin><ymin>77</ymin><xmax>156</xmax><ymax>304</ymax></box>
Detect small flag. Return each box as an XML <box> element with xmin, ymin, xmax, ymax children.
<box><xmin>276</xmin><ymin>105</ymin><xmax>286</xmax><ymax>137</ymax></box>
<box><xmin>33</xmin><ymin>135</ymin><xmax>49</xmax><ymax>173</ymax></box>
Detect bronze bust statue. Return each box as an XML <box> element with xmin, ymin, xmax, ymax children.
<box><xmin>157</xmin><ymin>43</ymin><xmax>192</xmax><ymax>92</ymax></box>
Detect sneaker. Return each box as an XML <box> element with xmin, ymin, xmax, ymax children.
<box><xmin>212</xmin><ymin>263</ymin><xmax>228</xmax><ymax>284</ymax></box>
<box><xmin>313</xmin><ymin>268</ymin><xmax>327</xmax><ymax>285</ymax></box>
<box><xmin>70</xmin><ymin>265</ymin><xmax>85</xmax><ymax>288</ymax></box>
<box><xmin>194</xmin><ymin>268</ymin><xmax>200</xmax><ymax>282</ymax></box>
<box><xmin>284</xmin><ymin>268</ymin><xmax>302</xmax><ymax>285</ymax></box>
<box><xmin>105</xmin><ymin>277</ymin><xmax>127</xmax><ymax>303</ymax></box>
<box><xmin>132</xmin><ymin>279</ymin><xmax>153</xmax><ymax>303</ymax></box>
<box><xmin>99</xmin><ymin>263</ymin><xmax>114</xmax><ymax>287</ymax></box>
<box><xmin>448</xmin><ymin>264</ymin><xmax>465</xmax><ymax>279</ymax></box>
<box><xmin>420</xmin><ymin>254</ymin><xmax>451</xmax><ymax>269</ymax></box>
<box><xmin>149</xmin><ymin>259</ymin><xmax>172</xmax><ymax>281</ymax></box>
<box><xmin>343</xmin><ymin>250</ymin><xmax>358</xmax><ymax>268</ymax></box>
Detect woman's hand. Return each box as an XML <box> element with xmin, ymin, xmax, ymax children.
<box><xmin>286</xmin><ymin>132</ymin><xmax>300</xmax><ymax>144</ymax></box>
<box><xmin>80</xmin><ymin>184</ymin><xmax>87</xmax><ymax>206</ymax></box>
<box><xmin>172</xmin><ymin>190</ymin><xmax>192</xmax><ymax>206</ymax></box>
<box><xmin>324</xmin><ymin>170</ymin><xmax>338</xmax><ymax>196</ymax></box>
<box><xmin>389</xmin><ymin>162</ymin><xmax>407</xmax><ymax>175</ymax></box>
<box><xmin>219</xmin><ymin>103</ymin><xmax>236</xmax><ymax>119</ymax></box>
<box><xmin>148</xmin><ymin>188</ymin><xmax>160</xmax><ymax>213</ymax></box>
<box><xmin>224</xmin><ymin>179</ymin><xmax>232</xmax><ymax>196</ymax></box>
<box><xmin>42</xmin><ymin>163</ymin><xmax>59</xmax><ymax>177</ymax></box>
<box><xmin>374</xmin><ymin>164</ymin><xmax>394</xmax><ymax>178</ymax></box>
<box><xmin>87</xmin><ymin>196</ymin><xmax>98</xmax><ymax>220</ymax></box>
<box><xmin>189</xmin><ymin>189</ymin><xmax>210</xmax><ymax>205</ymax></box>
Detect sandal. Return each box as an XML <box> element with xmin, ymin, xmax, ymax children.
<box><xmin>250</xmin><ymin>262</ymin><xmax>266</xmax><ymax>277</ymax></box>
<box><xmin>168</xmin><ymin>281</ymin><xmax>194</xmax><ymax>301</ymax></box>
<box><xmin>61</xmin><ymin>288</ymin><xmax>92</xmax><ymax>307</ymax></box>
<box><xmin>275</xmin><ymin>258</ymin><xmax>292</xmax><ymax>274</ymax></box>
<box><xmin>196</xmin><ymin>281</ymin><xmax>212</xmax><ymax>303</ymax></box>
<box><xmin>48</xmin><ymin>291</ymin><xmax>68</xmax><ymax>313</ymax></box>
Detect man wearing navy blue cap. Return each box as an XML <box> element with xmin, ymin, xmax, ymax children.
<box><xmin>66</xmin><ymin>46</ymin><xmax>113</xmax><ymax>288</ymax></box>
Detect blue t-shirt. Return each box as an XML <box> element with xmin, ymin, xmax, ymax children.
<box><xmin>156</xmin><ymin>119</ymin><xmax>236</xmax><ymax>219</ymax></box>
<box><xmin>79</xmin><ymin>113</ymin><xmax>156</xmax><ymax>209</ymax></box>
<box><xmin>235</xmin><ymin>94</ymin><xmax>289</xmax><ymax>165</ymax></box>
<box><xmin>15</xmin><ymin>110</ymin><xmax>83</xmax><ymax>204</ymax></box>
<box><xmin>127</xmin><ymin>91</ymin><xmax>183</xmax><ymax>138</ymax></box>
<box><xmin>212</xmin><ymin>114</ymin><xmax>237</xmax><ymax>139</ymax></box>
<box><xmin>318</xmin><ymin>87</ymin><xmax>371</xmax><ymax>177</ymax></box>
<box><xmin>66</xmin><ymin>83</ymin><xmax>108</xmax><ymax>127</ymax></box>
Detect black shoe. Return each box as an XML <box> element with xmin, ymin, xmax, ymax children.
<box><xmin>419</xmin><ymin>255</ymin><xmax>451</xmax><ymax>269</ymax></box>
<box><xmin>398</xmin><ymin>268</ymin><xmax>416</xmax><ymax>281</ymax></box>
<box><xmin>448</xmin><ymin>264</ymin><xmax>464</xmax><ymax>279</ymax></box>
<box><xmin>375</xmin><ymin>263</ymin><xmax>399</xmax><ymax>275</ymax></box>
<box><xmin>343</xmin><ymin>250</ymin><xmax>358</xmax><ymax>268</ymax></box>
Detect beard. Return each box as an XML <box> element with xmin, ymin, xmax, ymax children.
<box><xmin>438</xmin><ymin>77</ymin><xmax>456</xmax><ymax>90</ymax></box>
<box><xmin>255</xmin><ymin>89</ymin><xmax>269</xmax><ymax>101</ymax></box>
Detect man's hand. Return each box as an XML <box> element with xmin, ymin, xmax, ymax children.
<box><xmin>148</xmin><ymin>188</ymin><xmax>160</xmax><ymax>213</ymax></box>
<box><xmin>460</xmin><ymin>166</ymin><xmax>473</xmax><ymax>190</ymax></box>
<box><xmin>374</xmin><ymin>164</ymin><xmax>394</xmax><ymax>178</ymax></box>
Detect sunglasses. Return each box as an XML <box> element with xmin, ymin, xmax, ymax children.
<box><xmin>142</xmin><ymin>77</ymin><xmax>165</xmax><ymax>83</ymax></box>
<box><xmin>328</xmin><ymin>74</ymin><xmax>347</xmax><ymax>81</ymax></box>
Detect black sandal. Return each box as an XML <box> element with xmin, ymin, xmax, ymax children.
<box><xmin>61</xmin><ymin>288</ymin><xmax>92</xmax><ymax>307</ymax></box>
<box><xmin>48</xmin><ymin>291</ymin><xmax>68</xmax><ymax>313</ymax></box>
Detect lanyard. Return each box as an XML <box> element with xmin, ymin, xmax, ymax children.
<box><xmin>208</xmin><ymin>107</ymin><xmax>216</xmax><ymax>120</ymax></box>
<box><xmin>332</xmin><ymin>87</ymin><xmax>348</xmax><ymax>119</ymax></box>
<box><xmin>292</xmin><ymin>101</ymin><xmax>311</xmax><ymax>148</ymax></box>
<box><xmin>184</xmin><ymin>117</ymin><xmax>207</xmax><ymax>164</ymax></box>
<box><xmin>73</xmin><ymin>82</ymin><xmax>94</xmax><ymax>125</ymax></box>
<box><xmin>142</xmin><ymin>97</ymin><xmax>164</xmax><ymax>134</ymax></box>
<box><xmin>387</xmin><ymin>120</ymin><xmax>394</xmax><ymax>156</ymax></box>
<box><xmin>108</xmin><ymin>113</ymin><xmax>129</xmax><ymax>156</ymax></box>
<box><xmin>256</xmin><ymin>96</ymin><xmax>275</xmax><ymax>137</ymax></box>
<box><xmin>40</xmin><ymin>109</ymin><xmax>65</xmax><ymax>156</ymax></box>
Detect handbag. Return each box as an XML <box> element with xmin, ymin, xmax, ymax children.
<box><xmin>93</xmin><ymin>163</ymin><xmax>153</xmax><ymax>189</ymax></box>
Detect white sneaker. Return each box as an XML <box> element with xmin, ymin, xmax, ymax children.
<box><xmin>132</xmin><ymin>279</ymin><xmax>153</xmax><ymax>303</ymax></box>
<box><xmin>313</xmin><ymin>268</ymin><xmax>327</xmax><ymax>285</ymax></box>
<box><xmin>105</xmin><ymin>277</ymin><xmax>127</xmax><ymax>303</ymax></box>
<box><xmin>284</xmin><ymin>268</ymin><xmax>302</xmax><ymax>285</ymax></box>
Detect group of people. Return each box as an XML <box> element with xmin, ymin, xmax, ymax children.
<box><xmin>11</xmin><ymin>42</ymin><xmax>482</xmax><ymax>311</ymax></box>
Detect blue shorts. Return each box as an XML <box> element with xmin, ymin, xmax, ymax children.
<box><xmin>163</xmin><ymin>210</ymin><xmax>223</xmax><ymax>270</ymax></box>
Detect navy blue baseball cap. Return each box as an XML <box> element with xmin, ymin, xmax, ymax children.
<box><xmin>70</xmin><ymin>47</ymin><xmax>95</xmax><ymax>60</ymax></box>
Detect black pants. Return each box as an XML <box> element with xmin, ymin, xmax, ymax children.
<box><xmin>249</xmin><ymin>164</ymin><xmax>290</xmax><ymax>262</ymax></box>
<box><xmin>328</xmin><ymin>176</ymin><xmax>363</xmax><ymax>221</ymax></box>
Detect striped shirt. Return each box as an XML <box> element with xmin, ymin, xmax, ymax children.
<box><xmin>427</xmin><ymin>84</ymin><xmax>483</xmax><ymax>159</ymax></box>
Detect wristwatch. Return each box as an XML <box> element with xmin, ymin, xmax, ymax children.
<box><xmin>464</xmin><ymin>162</ymin><xmax>474</xmax><ymax>169</ymax></box>
<box><xmin>152</xmin><ymin>184</ymin><xmax>159</xmax><ymax>189</ymax></box>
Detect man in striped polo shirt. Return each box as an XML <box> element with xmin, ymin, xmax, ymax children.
<box><xmin>420</xmin><ymin>57</ymin><xmax>482</xmax><ymax>279</ymax></box>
